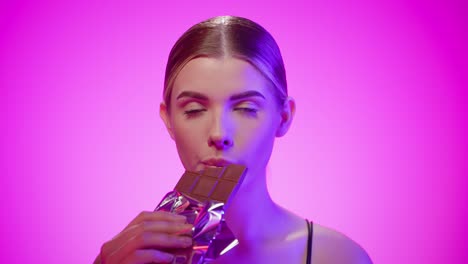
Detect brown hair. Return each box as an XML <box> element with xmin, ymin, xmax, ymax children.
<box><xmin>163</xmin><ymin>15</ymin><xmax>287</xmax><ymax>110</ymax></box>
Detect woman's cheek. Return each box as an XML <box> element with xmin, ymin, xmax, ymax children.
<box><xmin>177</xmin><ymin>120</ymin><xmax>205</xmax><ymax>153</ymax></box>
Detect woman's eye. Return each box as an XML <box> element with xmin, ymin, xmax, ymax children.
<box><xmin>234</xmin><ymin>107</ymin><xmax>258</xmax><ymax>116</ymax></box>
<box><xmin>184</xmin><ymin>109</ymin><xmax>206</xmax><ymax>117</ymax></box>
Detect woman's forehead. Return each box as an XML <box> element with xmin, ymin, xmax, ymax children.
<box><xmin>171</xmin><ymin>57</ymin><xmax>273</xmax><ymax>100</ymax></box>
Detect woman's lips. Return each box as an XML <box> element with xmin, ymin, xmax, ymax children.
<box><xmin>201</xmin><ymin>158</ymin><xmax>233</xmax><ymax>167</ymax></box>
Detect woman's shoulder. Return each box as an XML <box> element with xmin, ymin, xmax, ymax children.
<box><xmin>311</xmin><ymin>222</ymin><xmax>373</xmax><ymax>264</ymax></box>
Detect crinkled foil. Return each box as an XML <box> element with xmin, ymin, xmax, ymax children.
<box><xmin>155</xmin><ymin>190</ymin><xmax>238</xmax><ymax>264</ymax></box>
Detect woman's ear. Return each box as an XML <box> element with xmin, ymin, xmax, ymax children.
<box><xmin>276</xmin><ymin>97</ymin><xmax>296</xmax><ymax>137</ymax></box>
<box><xmin>159</xmin><ymin>102</ymin><xmax>175</xmax><ymax>140</ymax></box>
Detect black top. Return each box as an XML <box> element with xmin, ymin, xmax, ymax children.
<box><xmin>306</xmin><ymin>220</ymin><xmax>314</xmax><ymax>264</ymax></box>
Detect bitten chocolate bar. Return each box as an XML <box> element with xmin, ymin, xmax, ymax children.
<box><xmin>174</xmin><ymin>164</ymin><xmax>247</xmax><ymax>205</ymax></box>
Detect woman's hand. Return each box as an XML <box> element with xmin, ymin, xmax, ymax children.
<box><xmin>94</xmin><ymin>211</ymin><xmax>193</xmax><ymax>264</ymax></box>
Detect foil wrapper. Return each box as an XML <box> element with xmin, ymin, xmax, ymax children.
<box><xmin>155</xmin><ymin>190</ymin><xmax>238</xmax><ymax>264</ymax></box>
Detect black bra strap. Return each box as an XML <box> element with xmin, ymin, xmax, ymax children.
<box><xmin>306</xmin><ymin>219</ymin><xmax>313</xmax><ymax>264</ymax></box>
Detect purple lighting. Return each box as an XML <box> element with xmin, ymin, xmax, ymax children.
<box><xmin>1</xmin><ymin>1</ymin><xmax>466</xmax><ymax>263</ymax></box>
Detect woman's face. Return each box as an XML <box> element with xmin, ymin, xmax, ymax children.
<box><xmin>160</xmin><ymin>57</ymin><xmax>293</xmax><ymax>183</ymax></box>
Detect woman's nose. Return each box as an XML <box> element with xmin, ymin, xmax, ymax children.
<box><xmin>208</xmin><ymin>113</ymin><xmax>234</xmax><ymax>150</ymax></box>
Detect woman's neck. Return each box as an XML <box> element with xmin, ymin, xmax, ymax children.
<box><xmin>223</xmin><ymin>169</ymin><xmax>290</xmax><ymax>244</ymax></box>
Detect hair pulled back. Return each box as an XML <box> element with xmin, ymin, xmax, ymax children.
<box><xmin>163</xmin><ymin>16</ymin><xmax>287</xmax><ymax>109</ymax></box>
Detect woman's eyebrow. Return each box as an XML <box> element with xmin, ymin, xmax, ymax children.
<box><xmin>229</xmin><ymin>90</ymin><xmax>266</xmax><ymax>101</ymax></box>
<box><xmin>176</xmin><ymin>91</ymin><xmax>208</xmax><ymax>100</ymax></box>
<box><xmin>176</xmin><ymin>90</ymin><xmax>266</xmax><ymax>101</ymax></box>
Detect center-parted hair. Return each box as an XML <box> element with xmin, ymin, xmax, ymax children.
<box><xmin>163</xmin><ymin>16</ymin><xmax>287</xmax><ymax>110</ymax></box>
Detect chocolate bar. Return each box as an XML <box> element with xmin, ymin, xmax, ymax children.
<box><xmin>174</xmin><ymin>164</ymin><xmax>247</xmax><ymax>205</ymax></box>
<box><xmin>155</xmin><ymin>164</ymin><xmax>247</xmax><ymax>264</ymax></box>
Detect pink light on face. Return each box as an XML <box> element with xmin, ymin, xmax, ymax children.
<box><xmin>165</xmin><ymin>57</ymin><xmax>282</xmax><ymax>188</ymax></box>
<box><xmin>1</xmin><ymin>1</ymin><xmax>466</xmax><ymax>264</ymax></box>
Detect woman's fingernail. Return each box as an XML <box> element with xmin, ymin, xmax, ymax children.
<box><xmin>180</xmin><ymin>224</ymin><xmax>193</xmax><ymax>230</ymax></box>
<box><xmin>175</xmin><ymin>224</ymin><xmax>193</xmax><ymax>236</ymax></box>
<box><xmin>179</xmin><ymin>237</ymin><xmax>192</xmax><ymax>246</ymax></box>
<box><xmin>173</xmin><ymin>214</ymin><xmax>187</xmax><ymax>221</ymax></box>
<box><xmin>160</xmin><ymin>252</ymin><xmax>174</xmax><ymax>262</ymax></box>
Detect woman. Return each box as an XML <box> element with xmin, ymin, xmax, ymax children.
<box><xmin>95</xmin><ymin>16</ymin><xmax>372</xmax><ymax>264</ymax></box>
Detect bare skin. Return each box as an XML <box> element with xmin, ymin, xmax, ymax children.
<box><xmin>94</xmin><ymin>211</ymin><xmax>193</xmax><ymax>264</ymax></box>
<box><xmin>94</xmin><ymin>57</ymin><xmax>372</xmax><ymax>263</ymax></box>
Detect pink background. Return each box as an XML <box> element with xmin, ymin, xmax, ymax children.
<box><xmin>1</xmin><ymin>0</ymin><xmax>467</xmax><ymax>263</ymax></box>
